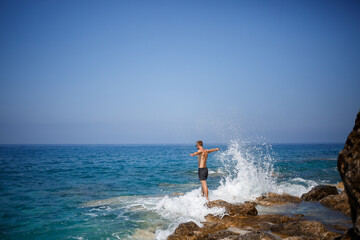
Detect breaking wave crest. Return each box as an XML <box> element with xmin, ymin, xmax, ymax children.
<box><xmin>211</xmin><ymin>140</ymin><xmax>277</xmax><ymax>202</ymax></box>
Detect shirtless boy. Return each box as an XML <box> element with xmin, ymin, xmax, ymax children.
<box><xmin>189</xmin><ymin>140</ymin><xmax>219</xmax><ymax>201</ymax></box>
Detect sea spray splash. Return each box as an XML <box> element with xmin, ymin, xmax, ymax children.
<box><xmin>154</xmin><ymin>139</ymin><xmax>277</xmax><ymax>239</ymax></box>
<box><xmin>154</xmin><ymin>189</ymin><xmax>226</xmax><ymax>239</ymax></box>
<box><xmin>211</xmin><ymin>140</ymin><xmax>277</xmax><ymax>203</ymax></box>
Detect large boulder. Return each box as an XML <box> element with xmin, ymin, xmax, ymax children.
<box><xmin>301</xmin><ymin>185</ymin><xmax>339</xmax><ymax>201</ymax></box>
<box><xmin>167</xmin><ymin>221</ymin><xmax>200</xmax><ymax>240</ymax></box>
<box><xmin>338</xmin><ymin>111</ymin><xmax>360</xmax><ymax>239</ymax></box>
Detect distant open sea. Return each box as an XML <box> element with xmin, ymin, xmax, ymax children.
<box><xmin>0</xmin><ymin>142</ymin><xmax>350</xmax><ymax>239</ymax></box>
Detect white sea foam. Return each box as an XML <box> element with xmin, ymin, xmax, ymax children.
<box><xmin>155</xmin><ymin>189</ymin><xmax>226</xmax><ymax>221</ymax></box>
<box><xmin>83</xmin><ymin>196</ymin><xmax>128</xmax><ymax>207</ymax></box>
<box><xmin>132</xmin><ymin>228</ymin><xmax>156</xmax><ymax>240</ymax></box>
<box><xmin>84</xmin><ymin>212</ymin><xmax>98</xmax><ymax>217</ymax></box>
<box><xmin>154</xmin><ymin>188</ymin><xmax>226</xmax><ymax>239</ymax></box>
<box><xmin>276</xmin><ymin>181</ymin><xmax>314</xmax><ymax>197</ymax></box>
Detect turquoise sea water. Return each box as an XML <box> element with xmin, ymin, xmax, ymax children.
<box><xmin>0</xmin><ymin>142</ymin><xmax>350</xmax><ymax>239</ymax></box>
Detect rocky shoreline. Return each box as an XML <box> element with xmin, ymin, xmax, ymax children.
<box><xmin>167</xmin><ymin>188</ymin><xmax>351</xmax><ymax>240</ymax></box>
<box><xmin>167</xmin><ymin>111</ymin><xmax>360</xmax><ymax>240</ymax></box>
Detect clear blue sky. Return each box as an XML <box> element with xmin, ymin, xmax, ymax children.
<box><xmin>0</xmin><ymin>0</ymin><xmax>359</xmax><ymax>144</ymax></box>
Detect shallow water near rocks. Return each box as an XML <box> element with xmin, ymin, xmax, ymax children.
<box><xmin>257</xmin><ymin>201</ymin><xmax>352</xmax><ymax>234</ymax></box>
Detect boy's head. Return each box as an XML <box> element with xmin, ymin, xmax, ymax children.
<box><xmin>196</xmin><ymin>140</ymin><xmax>203</xmax><ymax>149</ymax></box>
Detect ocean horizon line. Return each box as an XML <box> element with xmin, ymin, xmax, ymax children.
<box><xmin>0</xmin><ymin>142</ymin><xmax>345</xmax><ymax>146</ymax></box>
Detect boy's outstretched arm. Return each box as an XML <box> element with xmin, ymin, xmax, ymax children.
<box><xmin>207</xmin><ymin>148</ymin><xmax>219</xmax><ymax>153</ymax></box>
<box><xmin>190</xmin><ymin>151</ymin><xmax>199</xmax><ymax>157</ymax></box>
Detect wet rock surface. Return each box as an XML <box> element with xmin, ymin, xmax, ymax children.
<box><xmin>320</xmin><ymin>191</ymin><xmax>351</xmax><ymax>216</ymax></box>
<box><xmin>270</xmin><ymin>220</ymin><xmax>340</xmax><ymax>239</ymax></box>
<box><xmin>338</xmin><ymin>111</ymin><xmax>360</xmax><ymax>239</ymax></box>
<box><xmin>301</xmin><ymin>185</ymin><xmax>339</xmax><ymax>201</ymax></box>
<box><xmin>255</xmin><ymin>192</ymin><xmax>302</xmax><ymax>206</ymax></box>
<box><xmin>206</xmin><ymin>200</ymin><xmax>258</xmax><ymax>216</ymax></box>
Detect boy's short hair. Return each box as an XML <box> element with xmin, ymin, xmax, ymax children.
<box><xmin>196</xmin><ymin>140</ymin><xmax>203</xmax><ymax>146</ymax></box>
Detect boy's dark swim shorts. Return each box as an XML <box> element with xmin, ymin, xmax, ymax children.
<box><xmin>198</xmin><ymin>167</ymin><xmax>208</xmax><ymax>180</ymax></box>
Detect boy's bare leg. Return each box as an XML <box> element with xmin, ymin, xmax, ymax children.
<box><xmin>201</xmin><ymin>180</ymin><xmax>209</xmax><ymax>201</ymax></box>
<box><xmin>201</xmin><ymin>185</ymin><xmax>204</xmax><ymax>197</ymax></box>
